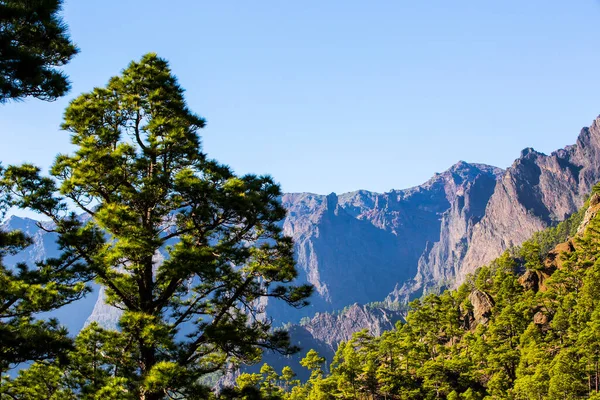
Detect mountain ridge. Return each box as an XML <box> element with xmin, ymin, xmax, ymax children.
<box><xmin>4</xmin><ymin>116</ymin><xmax>600</xmax><ymax>334</ymax></box>
<box><xmin>281</xmin><ymin>116</ymin><xmax>600</xmax><ymax>312</ymax></box>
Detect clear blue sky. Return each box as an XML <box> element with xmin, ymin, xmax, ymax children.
<box><xmin>2</xmin><ymin>0</ymin><xmax>600</xmax><ymax>196</ymax></box>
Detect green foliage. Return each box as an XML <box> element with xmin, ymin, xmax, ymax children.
<box><xmin>0</xmin><ymin>0</ymin><xmax>81</xmax><ymax>384</ymax></box>
<box><xmin>0</xmin><ymin>362</ymin><xmax>76</xmax><ymax>399</ymax></box>
<box><xmin>0</xmin><ymin>0</ymin><xmax>78</xmax><ymax>102</ymax></box>
<box><xmin>2</xmin><ymin>54</ymin><xmax>312</xmax><ymax>399</ymax></box>
<box><xmin>0</xmin><ymin>168</ymin><xmax>89</xmax><ymax>373</ymax></box>
<box><xmin>232</xmin><ymin>198</ymin><xmax>600</xmax><ymax>399</ymax></box>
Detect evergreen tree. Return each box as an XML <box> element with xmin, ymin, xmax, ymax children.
<box><xmin>548</xmin><ymin>348</ymin><xmax>587</xmax><ymax>399</ymax></box>
<box><xmin>0</xmin><ymin>172</ymin><xmax>89</xmax><ymax>376</ymax></box>
<box><xmin>330</xmin><ymin>340</ymin><xmax>362</xmax><ymax>398</ymax></box>
<box><xmin>0</xmin><ymin>0</ymin><xmax>78</xmax><ymax>102</ymax></box>
<box><xmin>4</xmin><ymin>53</ymin><xmax>312</xmax><ymax>399</ymax></box>
<box><xmin>0</xmin><ymin>0</ymin><xmax>80</xmax><ymax>380</ymax></box>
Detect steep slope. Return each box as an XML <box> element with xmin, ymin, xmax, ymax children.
<box><xmin>458</xmin><ymin>117</ymin><xmax>600</xmax><ymax>282</ymax></box>
<box><xmin>390</xmin><ymin>163</ymin><xmax>500</xmax><ymax>301</ymax></box>
<box><xmin>386</xmin><ymin>116</ymin><xmax>600</xmax><ymax>300</ymax></box>
<box><xmin>246</xmin><ymin>184</ymin><xmax>600</xmax><ymax>400</ymax></box>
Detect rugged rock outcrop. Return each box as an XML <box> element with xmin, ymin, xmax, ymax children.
<box><xmin>468</xmin><ymin>290</ymin><xmax>494</xmax><ymax>326</ymax></box>
<box><xmin>396</xmin><ymin>117</ymin><xmax>600</xmax><ymax>299</ymax></box>
<box><xmin>577</xmin><ymin>192</ymin><xmax>600</xmax><ymax>235</ymax></box>
<box><xmin>544</xmin><ymin>240</ymin><xmax>576</xmax><ymax>271</ymax></box>
<box><xmin>302</xmin><ymin>303</ymin><xmax>404</xmax><ymax>347</ymax></box>
<box><xmin>533</xmin><ymin>311</ymin><xmax>550</xmax><ymax>328</ymax></box>
<box><xmin>518</xmin><ymin>269</ymin><xmax>553</xmax><ymax>292</ymax></box>
<box><xmin>277</xmin><ymin>117</ymin><xmax>600</xmax><ymax>317</ymax></box>
<box><xmin>388</xmin><ymin>163</ymin><xmax>501</xmax><ymax>302</ymax></box>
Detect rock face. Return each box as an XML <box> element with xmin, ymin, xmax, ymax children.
<box><xmin>272</xmin><ymin>116</ymin><xmax>600</xmax><ymax>320</ymax></box>
<box><xmin>284</xmin><ymin>116</ymin><xmax>600</xmax><ymax>316</ymax></box>
<box><xmin>533</xmin><ymin>311</ymin><xmax>549</xmax><ymax>327</ymax></box>
<box><xmin>302</xmin><ymin>303</ymin><xmax>404</xmax><ymax>347</ymax></box>
<box><xmin>518</xmin><ymin>269</ymin><xmax>553</xmax><ymax>293</ymax></box>
<box><xmin>389</xmin><ymin>163</ymin><xmax>501</xmax><ymax>302</ymax></box>
<box><xmin>544</xmin><ymin>240</ymin><xmax>576</xmax><ymax>271</ymax></box>
<box><xmin>577</xmin><ymin>193</ymin><xmax>600</xmax><ymax>235</ymax></box>
<box><xmin>275</xmin><ymin>162</ymin><xmax>502</xmax><ymax>322</ymax></box>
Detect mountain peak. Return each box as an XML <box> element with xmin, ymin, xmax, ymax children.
<box><xmin>1</xmin><ymin>215</ymin><xmax>42</xmax><ymax>232</ymax></box>
<box><xmin>429</xmin><ymin>161</ymin><xmax>503</xmax><ymax>187</ymax></box>
<box><xmin>450</xmin><ymin>160</ymin><xmax>470</xmax><ymax>169</ymax></box>
<box><xmin>575</xmin><ymin>115</ymin><xmax>600</xmax><ymax>152</ymax></box>
<box><xmin>519</xmin><ymin>147</ymin><xmax>543</xmax><ymax>159</ymax></box>
<box><xmin>448</xmin><ymin>160</ymin><xmax>501</xmax><ymax>174</ymax></box>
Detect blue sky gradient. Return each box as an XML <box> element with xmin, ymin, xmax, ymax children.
<box><xmin>2</xmin><ymin>0</ymin><xmax>600</xmax><ymax>196</ymax></box>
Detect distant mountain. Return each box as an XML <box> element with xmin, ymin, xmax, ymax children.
<box><xmin>5</xmin><ymin>116</ymin><xmax>600</xmax><ymax>335</ymax></box>
<box><xmin>278</xmin><ymin>116</ymin><xmax>600</xmax><ymax>315</ymax></box>
<box><xmin>272</xmin><ymin>162</ymin><xmax>502</xmax><ymax>322</ymax></box>
<box><xmin>459</xmin><ymin>118</ymin><xmax>600</xmax><ymax>280</ymax></box>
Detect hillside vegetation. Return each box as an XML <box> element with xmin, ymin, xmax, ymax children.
<box><xmin>227</xmin><ymin>187</ymin><xmax>600</xmax><ymax>399</ymax></box>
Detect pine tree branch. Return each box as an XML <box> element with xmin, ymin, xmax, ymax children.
<box><xmin>184</xmin><ymin>276</ymin><xmax>254</xmax><ymax>363</ymax></box>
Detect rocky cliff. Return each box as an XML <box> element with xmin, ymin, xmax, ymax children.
<box><xmin>274</xmin><ymin>162</ymin><xmax>502</xmax><ymax>321</ymax></box>
<box><xmin>273</xmin><ymin>116</ymin><xmax>600</xmax><ymax>314</ymax></box>
<box><xmin>5</xmin><ymin>115</ymin><xmax>600</xmax><ymax>333</ymax></box>
<box><xmin>458</xmin><ymin>117</ymin><xmax>600</xmax><ymax>282</ymax></box>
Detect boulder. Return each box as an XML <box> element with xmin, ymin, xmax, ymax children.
<box><xmin>518</xmin><ymin>268</ymin><xmax>553</xmax><ymax>292</ymax></box>
<box><xmin>544</xmin><ymin>240</ymin><xmax>575</xmax><ymax>271</ymax></box>
<box><xmin>468</xmin><ymin>289</ymin><xmax>494</xmax><ymax>325</ymax></box>
<box><xmin>533</xmin><ymin>311</ymin><xmax>549</xmax><ymax>326</ymax></box>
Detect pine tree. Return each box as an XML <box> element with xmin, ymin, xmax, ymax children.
<box><xmin>0</xmin><ymin>0</ymin><xmax>81</xmax><ymax>380</ymax></box>
<box><xmin>4</xmin><ymin>53</ymin><xmax>312</xmax><ymax>399</ymax></box>
<box><xmin>0</xmin><ymin>361</ymin><xmax>76</xmax><ymax>399</ymax></box>
<box><xmin>578</xmin><ymin>306</ymin><xmax>600</xmax><ymax>395</ymax></box>
<box><xmin>0</xmin><ymin>173</ymin><xmax>89</xmax><ymax>376</ymax></box>
<box><xmin>0</xmin><ymin>0</ymin><xmax>78</xmax><ymax>102</ymax></box>
<box><xmin>548</xmin><ymin>348</ymin><xmax>587</xmax><ymax>399</ymax></box>
<box><xmin>330</xmin><ymin>340</ymin><xmax>361</xmax><ymax>398</ymax></box>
